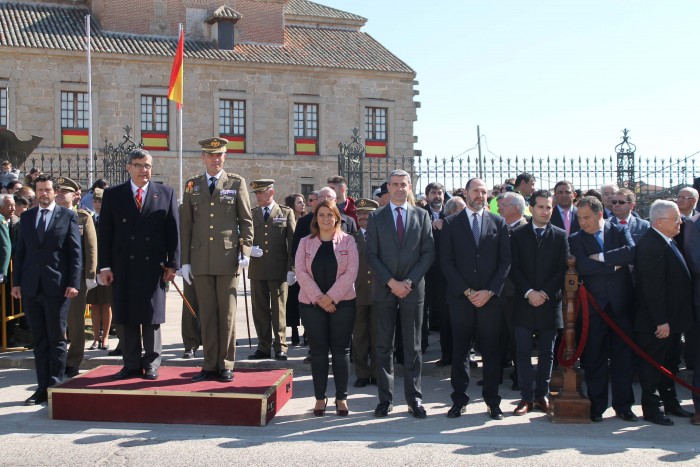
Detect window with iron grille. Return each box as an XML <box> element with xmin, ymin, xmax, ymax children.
<box><xmin>61</xmin><ymin>91</ymin><xmax>89</xmax><ymax>129</ymax></box>
<box><xmin>141</xmin><ymin>95</ymin><xmax>169</xmax><ymax>132</ymax></box>
<box><xmin>0</xmin><ymin>88</ymin><xmax>7</xmax><ymax>129</ymax></box>
<box><xmin>293</xmin><ymin>103</ymin><xmax>318</xmax><ymax>155</ymax></box>
<box><xmin>365</xmin><ymin>107</ymin><xmax>387</xmax><ymax>141</ymax></box>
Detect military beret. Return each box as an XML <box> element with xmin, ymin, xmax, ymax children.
<box><xmin>250</xmin><ymin>179</ymin><xmax>275</xmax><ymax>192</ymax></box>
<box><xmin>56</xmin><ymin>176</ymin><xmax>80</xmax><ymax>192</ymax></box>
<box><xmin>198</xmin><ymin>137</ymin><xmax>228</xmax><ymax>154</ymax></box>
<box><xmin>355</xmin><ymin>198</ymin><xmax>378</xmax><ymax>211</ymax></box>
<box><xmin>93</xmin><ymin>187</ymin><xmax>104</xmax><ymax>200</ymax></box>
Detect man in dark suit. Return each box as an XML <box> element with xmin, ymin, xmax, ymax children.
<box><xmin>12</xmin><ymin>175</ymin><xmax>81</xmax><ymax>405</ymax></box>
<box><xmin>635</xmin><ymin>200</ymin><xmax>694</xmax><ymax>426</ymax></box>
<box><xmin>366</xmin><ymin>169</ymin><xmax>435</xmax><ymax>418</ymax></box>
<box><xmin>423</xmin><ymin>182</ymin><xmax>446</xmax><ymax>357</ymax></box>
<box><xmin>551</xmin><ymin>180</ymin><xmax>580</xmax><ymax>236</ymax></box>
<box><xmin>609</xmin><ymin>188</ymin><xmax>650</xmax><ymax>244</ymax></box>
<box><xmin>441</xmin><ymin>178</ymin><xmax>511</xmax><ymax>420</ymax></box>
<box><xmin>510</xmin><ymin>190</ymin><xmax>569</xmax><ymax>415</ymax></box>
<box><xmin>99</xmin><ymin>149</ymin><xmax>180</xmax><ymax>381</ymax></box>
<box><xmin>684</xmin><ymin>211</ymin><xmax>700</xmax><ymax>425</ymax></box>
<box><xmin>569</xmin><ymin>196</ymin><xmax>637</xmax><ymax>422</ymax></box>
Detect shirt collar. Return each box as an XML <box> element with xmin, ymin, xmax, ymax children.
<box><xmin>130</xmin><ymin>180</ymin><xmax>149</xmax><ymax>194</ymax></box>
<box><xmin>40</xmin><ymin>202</ymin><xmax>56</xmax><ymax>213</ymax></box>
<box><xmin>389</xmin><ymin>201</ymin><xmax>409</xmax><ymax>212</ymax></box>
<box><xmin>652</xmin><ymin>226</ymin><xmax>674</xmax><ymax>244</ymax></box>
<box><xmin>205</xmin><ymin>170</ymin><xmax>224</xmax><ymax>181</ymax></box>
<box><xmin>465</xmin><ymin>206</ymin><xmax>484</xmax><ymax>217</ymax></box>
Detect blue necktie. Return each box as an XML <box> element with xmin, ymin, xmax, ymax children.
<box><xmin>670</xmin><ymin>241</ymin><xmax>689</xmax><ymax>274</ymax></box>
<box><xmin>263</xmin><ymin>207</ymin><xmax>270</xmax><ymax>222</ymax></box>
<box><xmin>535</xmin><ymin>227</ymin><xmax>544</xmax><ymax>240</ymax></box>
<box><xmin>594</xmin><ymin>231</ymin><xmax>604</xmax><ymax>251</ymax></box>
<box><xmin>37</xmin><ymin>209</ymin><xmax>48</xmax><ymax>244</ymax></box>
<box><xmin>472</xmin><ymin>213</ymin><xmax>480</xmax><ymax>247</ymax></box>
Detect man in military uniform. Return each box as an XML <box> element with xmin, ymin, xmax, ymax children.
<box><xmin>57</xmin><ymin>177</ymin><xmax>98</xmax><ymax>377</ymax></box>
<box><xmin>248</xmin><ymin>179</ymin><xmax>296</xmax><ymax>361</ymax></box>
<box><xmin>352</xmin><ymin>198</ymin><xmax>378</xmax><ymax>387</ymax></box>
<box><xmin>180</xmin><ymin>137</ymin><xmax>253</xmax><ymax>382</ymax></box>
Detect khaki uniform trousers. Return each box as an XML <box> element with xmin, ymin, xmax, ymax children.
<box><xmin>181</xmin><ymin>279</ymin><xmax>201</xmax><ymax>353</ymax></box>
<box><xmin>194</xmin><ymin>274</ymin><xmax>238</xmax><ymax>371</ymax></box>
<box><xmin>251</xmin><ymin>279</ymin><xmax>288</xmax><ymax>354</ymax></box>
<box><xmin>66</xmin><ymin>284</ymin><xmax>88</xmax><ymax>369</ymax></box>
<box><xmin>352</xmin><ymin>303</ymin><xmax>378</xmax><ymax>379</ymax></box>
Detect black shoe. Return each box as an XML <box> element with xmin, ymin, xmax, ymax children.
<box><xmin>487</xmin><ymin>405</ymin><xmax>504</xmax><ymax>420</ymax></box>
<box><xmin>65</xmin><ymin>366</ymin><xmax>79</xmax><ymax>378</ymax></box>
<box><xmin>590</xmin><ymin>413</ymin><xmax>603</xmax><ymax>423</ymax></box>
<box><xmin>354</xmin><ymin>378</ymin><xmax>370</xmax><ymax>388</ymax></box>
<box><xmin>107</xmin><ymin>349</ymin><xmax>123</xmax><ymax>357</ymax></box>
<box><xmin>665</xmin><ymin>405</ymin><xmax>694</xmax><ymax>418</ymax></box>
<box><xmin>192</xmin><ymin>370</ymin><xmax>216</xmax><ymax>383</ymax></box>
<box><xmin>615</xmin><ymin>410</ymin><xmax>639</xmax><ymax>422</ymax></box>
<box><xmin>446</xmin><ymin>403</ymin><xmax>467</xmax><ymax>418</ymax></box>
<box><xmin>644</xmin><ymin>413</ymin><xmax>674</xmax><ymax>426</ymax></box>
<box><xmin>143</xmin><ymin>368</ymin><xmax>158</xmax><ymax>380</ymax></box>
<box><xmin>111</xmin><ymin>367</ymin><xmax>142</xmax><ymax>380</ymax></box>
<box><xmin>469</xmin><ymin>358</ymin><xmax>479</xmax><ymax>368</ymax></box>
<box><xmin>408</xmin><ymin>401</ymin><xmax>427</xmax><ymax>419</ymax></box>
<box><xmin>275</xmin><ymin>351</ymin><xmax>288</xmax><ymax>361</ymax></box>
<box><xmin>435</xmin><ymin>359</ymin><xmax>452</xmax><ymax>368</ymax></box>
<box><xmin>24</xmin><ymin>389</ymin><xmax>48</xmax><ymax>406</ymax></box>
<box><xmin>374</xmin><ymin>401</ymin><xmax>393</xmax><ymax>417</ymax></box>
<box><xmin>511</xmin><ymin>381</ymin><xmax>521</xmax><ymax>391</ymax></box>
<box><xmin>218</xmin><ymin>369</ymin><xmax>234</xmax><ymax>382</ymax></box>
<box><xmin>182</xmin><ymin>350</ymin><xmax>193</xmax><ymax>359</ymax></box>
<box><xmin>248</xmin><ymin>350</ymin><xmax>272</xmax><ymax>360</ymax></box>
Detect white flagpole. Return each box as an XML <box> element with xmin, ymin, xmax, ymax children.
<box><xmin>86</xmin><ymin>15</ymin><xmax>94</xmax><ymax>188</ymax></box>
<box><xmin>178</xmin><ymin>23</ymin><xmax>183</xmax><ymax>203</ymax></box>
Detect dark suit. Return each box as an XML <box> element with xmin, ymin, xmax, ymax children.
<box><xmin>684</xmin><ymin>213</ymin><xmax>700</xmax><ymax>411</ymax></box>
<box><xmin>366</xmin><ymin>203</ymin><xmax>435</xmax><ymax>405</ymax></box>
<box><xmin>440</xmin><ymin>209</ymin><xmax>510</xmax><ymax>408</ymax></box>
<box><xmin>610</xmin><ymin>216</ymin><xmax>650</xmax><ymax>245</ymax></box>
<box><xmin>14</xmin><ymin>205</ymin><xmax>81</xmax><ymax>391</ymax></box>
<box><xmin>635</xmin><ymin>228</ymin><xmax>693</xmax><ymax>416</ymax></box>
<box><xmin>423</xmin><ymin>206</ymin><xmax>448</xmax><ymax>356</ymax></box>
<box><xmin>99</xmin><ymin>181</ymin><xmax>180</xmax><ymax>372</ymax></box>
<box><xmin>510</xmin><ymin>222</ymin><xmax>569</xmax><ymax>401</ymax></box>
<box><xmin>550</xmin><ymin>205</ymin><xmax>580</xmax><ymax>236</ymax></box>
<box><xmin>569</xmin><ymin>222</ymin><xmax>636</xmax><ymax>416</ymax></box>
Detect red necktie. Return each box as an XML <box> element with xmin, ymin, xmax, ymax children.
<box><xmin>395</xmin><ymin>207</ymin><xmax>404</xmax><ymax>244</ymax></box>
<box><xmin>620</xmin><ymin>219</ymin><xmax>627</xmax><ymax>224</ymax></box>
<box><xmin>135</xmin><ymin>188</ymin><xmax>143</xmax><ymax>211</ymax></box>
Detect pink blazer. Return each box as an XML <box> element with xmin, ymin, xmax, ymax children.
<box><xmin>295</xmin><ymin>231</ymin><xmax>358</xmax><ymax>305</ymax></box>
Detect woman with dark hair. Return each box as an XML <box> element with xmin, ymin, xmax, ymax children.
<box><xmin>296</xmin><ymin>200</ymin><xmax>358</xmax><ymax>416</ymax></box>
<box><xmin>79</xmin><ymin>178</ymin><xmax>109</xmax><ymax>212</ymax></box>
<box><xmin>284</xmin><ymin>193</ymin><xmax>306</xmax><ymax>345</ymax></box>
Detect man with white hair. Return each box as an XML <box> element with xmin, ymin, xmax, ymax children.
<box><xmin>444</xmin><ymin>197</ymin><xmax>466</xmax><ymax>216</ymax></box>
<box><xmin>600</xmin><ymin>183</ymin><xmax>619</xmax><ymax>219</ymax></box>
<box><xmin>683</xmin><ymin>200</ymin><xmax>700</xmax><ymax>425</ymax></box>
<box><xmin>677</xmin><ymin>187</ymin><xmax>699</xmax><ymax>219</ymax></box>
<box><xmin>634</xmin><ymin>200</ymin><xmax>694</xmax><ymax>426</ymax></box>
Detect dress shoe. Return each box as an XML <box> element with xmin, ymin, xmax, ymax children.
<box><xmin>665</xmin><ymin>405</ymin><xmax>694</xmax><ymax>418</ymax></box>
<box><xmin>644</xmin><ymin>413</ymin><xmax>674</xmax><ymax>426</ymax></box>
<box><xmin>218</xmin><ymin>369</ymin><xmax>234</xmax><ymax>382</ymax></box>
<box><xmin>487</xmin><ymin>405</ymin><xmax>504</xmax><ymax>420</ymax></box>
<box><xmin>335</xmin><ymin>399</ymin><xmax>349</xmax><ymax>416</ymax></box>
<box><xmin>88</xmin><ymin>341</ymin><xmax>99</xmax><ymax>350</ymax></box>
<box><xmin>407</xmin><ymin>401</ymin><xmax>427</xmax><ymax>419</ymax></box>
<box><xmin>513</xmin><ymin>400</ymin><xmax>533</xmax><ymax>416</ymax></box>
<box><xmin>691</xmin><ymin>413</ymin><xmax>700</xmax><ymax>425</ymax></box>
<box><xmin>143</xmin><ymin>368</ymin><xmax>158</xmax><ymax>380</ymax></box>
<box><xmin>435</xmin><ymin>359</ymin><xmax>452</xmax><ymax>368</ymax></box>
<box><xmin>353</xmin><ymin>378</ymin><xmax>370</xmax><ymax>388</ymax></box>
<box><xmin>469</xmin><ymin>358</ymin><xmax>479</xmax><ymax>368</ymax></box>
<box><xmin>615</xmin><ymin>409</ymin><xmax>639</xmax><ymax>422</ymax></box>
<box><xmin>192</xmin><ymin>370</ymin><xmax>216</xmax><ymax>383</ymax></box>
<box><xmin>65</xmin><ymin>366</ymin><xmax>79</xmax><ymax>378</ymax></box>
<box><xmin>313</xmin><ymin>397</ymin><xmax>328</xmax><ymax>417</ymax></box>
<box><xmin>107</xmin><ymin>348</ymin><xmax>123</xmax><ymax>357</ymax></box>
<box><xmin>303</xmin><ymin>355</ymin><xmax>311</xmax><ymax>363</ymax></box>
<box><xmin>24</xmin><ymin>389</ymin><xmax>48</xmax><ymax>406</ymax></box>
<box><xmin>446</xmin><ymin>403</ymin><xmax>467</xmax><ymax>418</ymax></box>
<box><xmin>374</xmin><ymin>401</ymin><xmax>393</xmax><ymax>417</ymax></box>
<box><xmin>248</xmin><ymin>350</ymin><xmax>272</xmax><ymax>360</ymax></box>
<box><xmin>590</xmin><ymin>413</ymin><xmax>603</xmax><ymax>423</ymax></box>
<box><xmin>275</xmin><ymin>351</ymin><xmax>288</xmax><ymax>361</ymax></box>
<box><xmin>111</xmin><ymin>367</ymin><xmax>142</xmax><ymax>380</ymax></box>
<box><xmin>533</xmin><ymin>396</ymin><xmax>550</xmax><ymax>413</ymax></box>
<box><xmin>101</xmin><ymin>344</ymin><xmax>109</xmax><ymax>350</ymax></box>
<box><xmin>182</xmin><ymin>350</ymin><xmax>193</xmax><ymax>359</ymax></box>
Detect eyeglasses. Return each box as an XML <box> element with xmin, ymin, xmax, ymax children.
<box><xmin>659</xmin><ymin>217</ymin><xmax>682</xmax><ymax>224</ymax></box>
<box><xmin>677</xmin><ymin>196</ymin><xmax>697</xmax><ymax>200</ymax></box>
<box><xmin>610</xmin><ymin>200</ymin><xmax>630</xmax><ymax>205</ymax></box>
<box><xmin>130</xmin><ymin>163</ymin><xmax>153</xmax><ymax>170</ymax></box>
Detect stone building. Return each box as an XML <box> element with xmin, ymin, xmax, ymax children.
<box><xmin>0</xmin><ymin>0</ymin><xmax>418</xmax><ymax>199</ymax></box>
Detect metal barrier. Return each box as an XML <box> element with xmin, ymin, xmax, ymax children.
<box><xmin>1</xmin><ymin>260</ymin><xmax>26</xmax><ymax>351</ymax></box>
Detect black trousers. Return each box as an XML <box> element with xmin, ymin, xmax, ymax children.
<box><xmin>300</xmin><ymin>300</ymin><xmax>356</xmax><ymax>401</ymax></box>
<box><xmin>450</xmin><ymin>297</ymin><xmax>504</xmax><ymax>408</ymax></box>
<box><xmin>24</xmin><ymin>294</ymin><xmax>70</xmax><ymax>391</ymax></box>
<box><xmin>514</xmin><ymin>326</ymin><xmax>557</xmax><ymax>401</ymax></box>
<box><xmin>636</xmin><ymin>331</ymin><xmax>683</xmax><ymax>415</ymax></box>
<box><xmin>122</xmin><ymin>323</ymin><xmax>162</xmax><ymax>371</ymax></box>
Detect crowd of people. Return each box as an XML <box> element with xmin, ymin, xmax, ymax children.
<box><xmin>4</xmin><ymin>144</ymin><xmax>700</xmax><ymax>428</ymax></box>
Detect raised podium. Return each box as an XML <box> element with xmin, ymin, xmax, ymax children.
<box><xmin>48</xmin><ymin>365</ymin><xmax>293</xmax><ymax>426</ymax></box>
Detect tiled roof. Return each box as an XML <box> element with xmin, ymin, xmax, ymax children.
<box><xmin>0</xmin><ymin>2</ymin><xmax>412</xmax><ymax>74</ymax></box>
<box><xmin>284</xmin><ymin>0</ymin><xmax>366</xmax><ymax>22</ymax></box>
<box><xmin>206</xmin><ymin>5</ymin><xmax>243</xmax><ymax>24</ymax></box>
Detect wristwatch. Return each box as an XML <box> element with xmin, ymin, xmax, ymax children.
<box><xmin>405</xmin><ymin>279</ymin><xmax>413</xmax><ymax>289</ymax></box>
<box><xmin>465</xmin><ymin>288</ymin><xmax>473</xmax><ymax>297</ymax></box>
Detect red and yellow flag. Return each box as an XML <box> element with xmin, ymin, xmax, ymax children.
<box><xmin>168</xmin><ymin>29</ymin><xmax>184</xmax><ymax>109</ymax></box>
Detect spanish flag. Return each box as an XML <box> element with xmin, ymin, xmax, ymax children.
<box><xmin>168</xmin><ymin>29</ymin><xmax>184</xmax><ymax>109</ymax></box>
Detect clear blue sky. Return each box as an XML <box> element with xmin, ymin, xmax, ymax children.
<box><xmin>323</xmin><ymin>0</ymin><xmax>699</xmax><ymax>165</ymax></box>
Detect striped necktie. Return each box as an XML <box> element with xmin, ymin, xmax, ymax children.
<box><xmin>135</xmin><ymin>188</ymin><xmax>143</xmax><ymax>211</ymax></box>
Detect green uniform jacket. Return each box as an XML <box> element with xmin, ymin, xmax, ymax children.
<box><xmin>0</xmin><ymin>214</ymin><xmax>11</xmax><ymax>276</ymax></box>
<box><xmin>352</xmin><ymin>229</ymin><xmax>372</xmax><ymax>307</ymax></box>
<box><xmin>249</xmin><ymin>203</ymin><xmax>295</xmax><ymax>281</ymax></box>
<box><xmin>76</xmin><ymin>208</ymin><xmax>98</xmax><ymax>282</ymax></box>
<box><xmin>180</xmin><ymin>171</ymin><xmax>253</xmax><ymax>275</ymax></box>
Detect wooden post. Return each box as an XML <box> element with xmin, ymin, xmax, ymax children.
<box><xmin>549</xmin><ymin>255</ymin><xmax>591</xmax><ymax>423</ymax></box>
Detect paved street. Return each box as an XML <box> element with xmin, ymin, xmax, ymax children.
<box><xmin>1</xmin><ymin>278</ymin><xmax>700</xmax><ymax>466</ymax></box>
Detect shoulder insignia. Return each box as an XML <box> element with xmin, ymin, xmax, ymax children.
<box><xmin>280</xmin><ymin>205</ymin><xmax>292</xmax><ymax>212</ymax></box>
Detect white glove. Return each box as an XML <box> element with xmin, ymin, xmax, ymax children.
<box><xmin>0</xmin><ymin>274</ymin><xmax>4</xmax><ymax>283</ymax></box>
<box><xmin>250</xmin><ymin>246</ymin><xmax>264</xmax><ymax>258</ymax></box>
<box><xmin>96</xmin><ymin>274</ymin><xmax>105</xmax><ymax>286</ymax></box>
<box><xmin>86</xmin><ymin>278</ymin><xmax>98</xmax><ymax>290</ymax></box>
<box><xmin>238</xmin><ymin>255</ymin><xmax>250</xmax><ymax>269</ymax></box>
<box><xmin>286</xmin><ymin>271</ymin><xmax>297</xmax><ymax>286</ymax></box>
<box><xmin>180</xmin><ymin>264</ymin><xmax>193</xmax><ymax>285</ymax></box>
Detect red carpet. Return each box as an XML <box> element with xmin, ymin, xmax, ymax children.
<box><xmin>48</xmin><ymin>365</ymin><xmax>293</xmax><ymax>426</ymax></box>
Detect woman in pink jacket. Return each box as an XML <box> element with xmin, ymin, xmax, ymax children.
<box><xmin>296</xmin><ymin>200</ymin><xmax>359</xmax><ymax>417</ymax></box>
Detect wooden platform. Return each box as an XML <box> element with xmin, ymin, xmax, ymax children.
<box><xmin>48</xmin><ymin>365</ymin><xmax>293</xmax><ymax>426</ymax></box>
